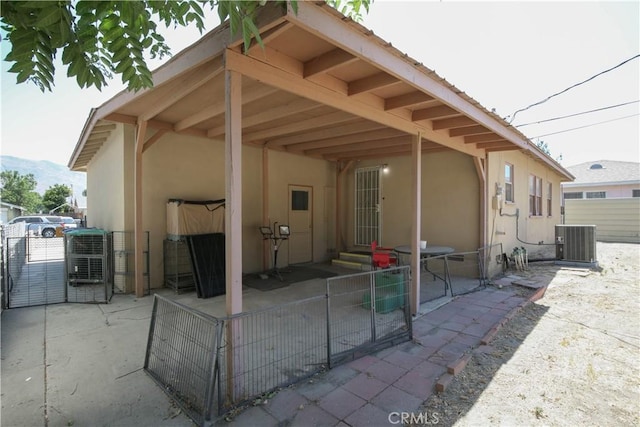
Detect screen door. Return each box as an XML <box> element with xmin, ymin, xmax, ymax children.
<box><xmin>354</xmin><ymin>166</ymin><xmax>382</xmax><ymax>246</ymax></box>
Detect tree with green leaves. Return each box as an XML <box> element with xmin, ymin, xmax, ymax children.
<box><xmin>0</xmin><ymin>0</ymin><xmax>370</xmax><ymax>92</ymax></box>
<box><xmin>0</xmin><ymin>170</ymin><xmax>43</xmax><ymax>213</ymax></box>
<box><xmin>536</xmin><ymin>140</ymin><xmax>551</xmax><ymax>155</ymax></box>
<box><xmin>42</xmin><ymin>183</ymin><xmax>73</xmax><ymax>213</ymax></box>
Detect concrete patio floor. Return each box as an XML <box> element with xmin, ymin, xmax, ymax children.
<box><xmin>1</xmin><ymin>263</ymin><xmax>531</xmax><ymax>427</ymax></box>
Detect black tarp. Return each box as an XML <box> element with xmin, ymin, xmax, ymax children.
<box><xmin>185</xmin><ymin>233</ymin><xmax>226</xmax><ymax>298</ymax></box>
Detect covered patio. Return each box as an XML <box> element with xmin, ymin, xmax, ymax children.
<box><xmin>69</xmin><ymin>2</ymin><xmax>562</xmax><ymax>318</ymax></box>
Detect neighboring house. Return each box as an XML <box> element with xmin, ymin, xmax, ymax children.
<box><xmin>562</xmin><ymin>160</ymin><xmax>640</xmax><ymax>200</ymax></box>
<box><xmin>68</xmin><ymin>3</ymin><xmax>573</xmax><ymax>314</ymax></box>
<box><xmin>562</xmin><ymin>160</ymin><xmax>640</xmax><ymax>243</ymax></box>
<box><xmin>0</xmin><ymin>201</ymin><xmax>26</xmax><ymax>224</ymax></box>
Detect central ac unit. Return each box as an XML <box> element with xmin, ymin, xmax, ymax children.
<box><xmin>555</xmin><ymin>225</ymin><xmax>597</xmax><ymax>263</ymax></box>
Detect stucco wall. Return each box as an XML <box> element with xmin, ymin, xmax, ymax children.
<box><xmin>111</xmin><ymin>130</ymin><xmax>336</xmax><ymax>289</ymax></box>
<box><xmin>343</xmin><ymin>150</ymin><xmax>480</xmax><ymax>253</ymax></box>
<box><xmin>86</xmin><ymin>124</ymin><xmax>127</xmax><ymax>231</ymax></box>
<box><xmin>487</xmin><ymin>151</ymin><xmax>565</xmax><ymax>258</ymax></box>
<box><xmin>139</xmin><ymin>132</ymin><xmax>260</xmax><ymax>287</ymax></box>
<box><xmin>267</xmin><ymin>150</ymin><xmax>336</xmax><ymax>265</ymax></box>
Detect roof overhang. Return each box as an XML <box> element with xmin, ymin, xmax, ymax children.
<box><xmin>68</xmin><ymin>1</ymin><xmax>572</xmax><ymax>181</ymax></box>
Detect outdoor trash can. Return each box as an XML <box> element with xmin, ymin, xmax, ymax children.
<box><xmin>362</xmin><ymin>271</ymin><xmax>405</xmax><ymax>313</ymax></box>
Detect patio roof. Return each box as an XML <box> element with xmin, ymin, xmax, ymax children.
<box><xmin>68</xmin><ymin>2</ymin><xmax>572</xmax><ymax>181</ymax></box>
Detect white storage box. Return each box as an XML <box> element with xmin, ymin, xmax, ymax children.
<box><xmin>166</xmin><ymin>199</ymin><xmax>225</xmax><ymax>240</ymax></box>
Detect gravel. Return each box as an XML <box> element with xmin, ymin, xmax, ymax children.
<box><xmin>422</xmin><ymin>242</ymin><xmax>640</xmax><ymax>426</ymax></box>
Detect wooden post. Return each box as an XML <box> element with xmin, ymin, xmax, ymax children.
<box><xmin>335</xmin><ymin>160</ymin><xmax>353</xmax><ymax>254</ymax></box>
<box><xmin>410</xmin><ymin>132</ymin><xmax>422</xmax><ymax>315</ymax></box>
<box><xmin>134</xmin><ymin>120</ymin><xmax>148</xmax><ymax>298</ymax></box>
<box><xmin>262</xmin><ymin>146</ymin><xmax>269</xmax><ymax>271</ymax></box>
<box><xmin>225</xmin><ymin>68</ymin><xmax>243</xmax><ymax>401</ymax></box>
<box><xmin>474</xmin><ymin>156</ymin><xmax>487</xmax><ymax>250</ymax></box>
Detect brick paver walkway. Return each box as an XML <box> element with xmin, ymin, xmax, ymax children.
<box><xmin>216</xmin><ymin>287</ymin><xmax>535</xmax><ymax>427</ymax></box>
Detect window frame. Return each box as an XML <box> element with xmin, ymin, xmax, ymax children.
<box><xmin>529</xmin><ymin>174</ymin><xmax>543</xmax><ymax>217</ymax></box>
<box><xmin>504</xmin><ymin>163</ymin><xmax>514</xmax><ymax>203</ymax></box>
<box><xmin>547</xmin><ymin>183</ymin><xmax>552</xmax><ymax>217</ymax></box>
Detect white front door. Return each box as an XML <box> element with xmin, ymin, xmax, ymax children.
<box><xmin>288</xmin><ymin>185</ymin><xmax>313</xmax><ymax>264</ymax></box>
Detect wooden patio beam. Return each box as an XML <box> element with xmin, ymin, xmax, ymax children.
<box><xmin>465</xmin><ymin>133</ymin><xmax>506</xmax><ymax>144</ymax></box>
<box><xmin>476</xmin><ymin>141</ymin><xmax>511</xmax><ymax>149</ymax></box>
<box><xmin>323</xmin><ymin>144</ymin><xmax>411</xmax><ymax>160</ymax></box>
<box><xmin>287</xmin><ymin>127</ymin><xmax>405</xmax><ymax>152</ymax></box>
<box><xmin>92</xmin><ymin>123</ymin><xmax>116</xmax><ymax>132</ymax></box>
<box><xmin>286</xmin><ymin>2</ymin><xmax>530</xmax><ymax>150</ymax></box>
<box><xmin>134</xmin><ymin>119</ymin><xmax>148</xmax><ymax>298</ymax></box>
<box><xmin>224</xmin><ymin>68</ymin><xmax>244</xmax><ymax>399</ymax></box>
<box><xmin>208</xmin><ymin>97</ymin><xmax>322</xmax><ymax>139</ymax></box>
<box><xmin>348</xmin><ymin>72</ymin><xmax>400</xmax><ymax>96</ymax></box>
<box><xmin>142</xmin><ymin>129</ymin><xmax>168</xmax><ymax>153</ymax></box>
<box><xmin>412</xmin><ymin>105</ymin><xmax>459</xmax><ymax>122</ymax></box>
<box><xmin>304</xmin><ymin>135</ymin><xmax>412</xmax><ymax>155</ymax></box>
<box><xmin>304</xmin><ymin>48</ymin><xmax>358</xmax><ymax>78</ymax></box>
<box><xmin>432</xmin><ymin>116</ymin><xmax>476</xmax><ymax>130</ymax></box>
<box><xmin>410</xmin><ymin>132</ymin><xmax>422</xmax><ymax>316</ymax></box>
<box><xmin>140</xmin><ymin>57</ymin><xmax>224</xmax><ymax>121</ymax></box>
<box><xmin>95</xmin><ymin>28</ymin><xmax>231</xmax><ymax>121</ymax></box>
<box><xmin>243</xmin><ymin>111</ymin><xmax>357</xmax><ymax>143</ymax></box>
<box><xmin>266</xmin><ymin>120</ymin><xmax>385</xmax><ymax>147</ymax></box>
<box><xmin>449</xmin><ymin>125</ymin><xmax>490</xmax><ymax>137</ymax></box>
<box><xmin>485</xmin><ymin>146</ymin><xmax>521</xmax><ymax>152</ymax></box>
<box><xmin>385</xmin><ymin>91</ymin><xmax>434</xmax><ymax>110</ymax></box>
<box><xmin>225</xmin><ymin>49</ymin><xmax>483</xmax><ymax>157</ymax></box>
<box><xmin>175</xmin><ymin>84</ymin><xmax>277</xmax><ymax>131</ymax></box>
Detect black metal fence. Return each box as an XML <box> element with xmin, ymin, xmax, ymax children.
<box><xmin>327</xmin><ymin>266</ymin><xmax>412</xmax><ymax>366</ymax></box>
<box><xmin>112</xmin><ymin>231</ymin><xmax>150</xmax><ymax>294</ymax></box>
<box><xmin>144</xmin><ymin>296</ymin><xmax>222</xmax><ymax>426</ymax></box>
<box><xmin>217</xmin><ymin>295</ymin><xmax>327</xmax><ymax>411</ymax></box>
<box><xmin>145</xmin><ymin>266</ymin><xmax>413</xmax><ymax>425</ymax></box>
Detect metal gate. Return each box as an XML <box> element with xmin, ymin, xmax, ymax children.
<box><xmin>354</xmin><ymin>166</ymin><xmax>382</xmax><ymax>246</ymax></box>
<box><xmin>5</xmin><ymin>236</ymin><xmax>66</xmax><ymax>308</ymax></box>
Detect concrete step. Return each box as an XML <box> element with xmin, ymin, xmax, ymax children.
<box><xmin>338</xmin><ymin>252</ymin><xmax>371</xmax><ymax>264</ymax></box>
<box><xmin>331</xmin><ymin>258</ymin><xmax>372</xmax><ymax>271</ymax></box>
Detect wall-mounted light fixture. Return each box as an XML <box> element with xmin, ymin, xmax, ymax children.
<box><xmin>382</xmin><ymin>164</ymin><xmax>389</xmax><ymax>174</ymax></box>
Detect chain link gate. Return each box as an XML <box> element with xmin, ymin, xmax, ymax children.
<box><xmin>5</xmin><ymin>236</ymin><xmax>66</xmax><ymax>308</ymax></box>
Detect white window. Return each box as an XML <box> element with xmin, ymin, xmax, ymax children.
<box><xmin>529</xmin><ymin>175</ymin><xmax>542</xmax><ymax>216</ymax></box>
<box><xmin>547</xmin><ymin>183</ymin><xmax>552</xmax><ymax>217</ymax></box>
<box><xmin>586</xmin><ymin>191</ymin><xmax>606</xmax><ymax>199</ymax></box>
<box><xmin>564</xmin><ymin>192</ymin><xmax>583</xmax><ymax>199</ymax></box>
<box><xmin>504</xmin><ymin>163</ymin><xmax>514</xmax><ymax>203</ymax></box>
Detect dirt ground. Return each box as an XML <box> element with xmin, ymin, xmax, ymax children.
<box><xmin>423</xmin><ymin>242</ymin><xmax>640</xmax><ymax>426</ymax></box>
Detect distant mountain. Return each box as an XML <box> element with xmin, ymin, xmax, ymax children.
<box><xmin>0</xmin><ymin>155</ymin><xmax>87</xmax><ymax>207</ymax></box>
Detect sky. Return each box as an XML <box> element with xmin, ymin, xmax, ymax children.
<box><xmin>1</xmin><ymin>1</ymin><xmax>638</xmax><ymax>169</ymax></box>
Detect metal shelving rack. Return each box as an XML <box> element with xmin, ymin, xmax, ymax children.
<box><xmin>163</xmin><ymin>238</ymin><xmax>195</xmax><ymax>293</ymax></box>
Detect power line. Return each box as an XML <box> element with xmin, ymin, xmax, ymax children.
<box><xmin>515</xmin><ymin>100</ymin><xmax>639</xmax><ymax>127</ymax></box>
<box><xmin>529</xmin><ymin>113</ymin><xmax>640</xmax><ymax>139</ymax></box>
<box><xmin>508</xmin><ymin>54</ymin><xmax>640</xmax><ymax>123</ymax></box>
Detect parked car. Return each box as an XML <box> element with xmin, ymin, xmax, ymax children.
<box><xmin>7</xmin><ymin>215</ymin><xmax>64</xmax><ymax>238</ymax></box>
<box><xmin>60</xmin><ymin>216</ymin><xmax>78</xmax><ymax>229</ymax></box>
